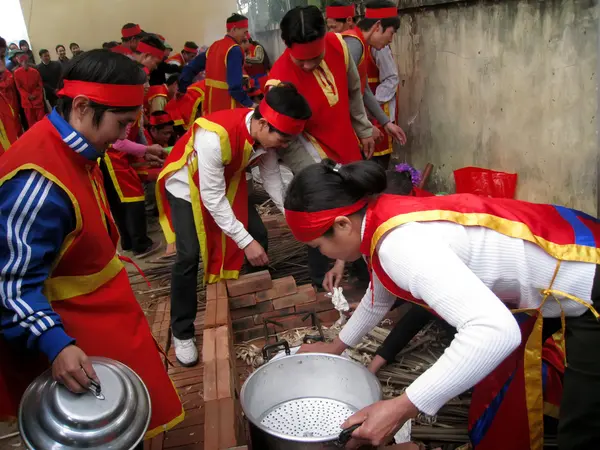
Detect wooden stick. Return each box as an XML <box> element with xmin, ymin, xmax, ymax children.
<box><xmin>419</xmin><ymin>163</ymin><xmax>433</xmax><ymax>189</ymax></box>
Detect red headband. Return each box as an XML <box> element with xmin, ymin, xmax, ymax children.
<box><xmin>285</xmin><ymin>199</ymin><xmax>368</xmax><ymax>242</ymax></box>
<box><xmin>289</xmin><ymin>37</ymin><xmax>325</xmax><ymax>60</ymax></box>
<box><xmin>326</xmin><ymin>5</ymin><xmax>355</xmax><ymax>19</ymax></box>
<box><xmin>16</xmin><ymin>54</ymin><xmax>29</xmax><ymax>63</ymax></box>
<box><xmin>183</xmin><ymin>46</ymin><xmax>197</xmax><ymax>53</ymax></box>
<box><xmin>365</xmin><ymin>7</ymin><xmax>398</xmax><ymax>19</ymax></box>
<box><xmin>122</xmin><ymin>24</ymin><xmax>142</xmax><ymax>38</ymax></box>
<box><xmin>137</xmin><ymin>41</ymin><xmax>164</xmax><ymax>60</ymax></box>
<box><xmin>227</xmin><ymin>19</ymin><xmax>249</xmax><ymax>30</ymax></box>
<box><xmin>258</xmin><ymin>101</ymin><xmax>306</xmax><ymax>136</ymax></box>
<box><xmin>149</xmin><ymin>114</ymin><xmax>173</xmax><ymax>126</ymax></box>
<box><xmin>57</xmin><ymin>80</ymin><xmax>144</xmax><ymax>107</ymax></box>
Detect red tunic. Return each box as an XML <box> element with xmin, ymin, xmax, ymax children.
<box><xmin>361</xmin><ymin>193</ymin><xmax>599</xmax><ymax>450</ymax></box>
<box><xmin>166</xmin><ymin>52</ymin><xmax>185</xmax><ymax>67</ymax></box>
<box><xmin>366</xmin><ymin>48</ymin><xmax>395</xmax><ymax>156</ymax></box>
<box><xmin>157</xmin><ymin>108</ymin><xmax>256</xmax><ymax>283</ymax></box>
<box><xmin>267</xmin><ymin>33</ymin><xmax>362</xmax><ymax>164</ymax></box>
<box><xmin>13</xmin><ymin>66</ymin><xmax>44</xmax><ymax>109</ymax></box>
<box><xmin>0</xmin><ymin>117</ymin><xmax>184</xmax><ymax>435</ymax></box>
<box><xmin>0</xmin><ymin>93</ymin><xmax>19</xmax><ymax>155</ymax></box>
<box><xmin>203</xmin><ymin>36</ymin><xmax>242</xmax><ymax>115</ymax></box>
<box><xmin>0</xmin><ymin>70</ymin><xmax>19</xmax><ymax>114</ymax></box>
<box><xmin>145</xmin><ymin>84</ymin><xmax>169</xmax><ymax>114</ymax></box>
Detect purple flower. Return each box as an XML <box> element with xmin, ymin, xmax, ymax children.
<box><xmin>394</xmin><ymin>163</ymin><xmax>421</xmax><ymax>186</ymax></box>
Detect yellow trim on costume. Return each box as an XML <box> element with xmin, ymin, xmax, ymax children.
<box><xmin>205</xmin><ymin>78</ymin><xmax>229</xmax><ymax>90</ymax></box>
<box><xmin>102</xmin><ymin>154</ymin><xmax>145</xmax><ymax>203</ymax></box>
<box><xmin>373</xmin><ymin>102</ymin><xmax>393</xmax><ymax>157</ymax></box>
<box><xmin>371</xmin><ymin>211</ymin><xmax>600</xmax><ymax>264</ymax></box>
<box><xmin>304</xmin><ymin>132</ymin><xmax>328</xmax><ymax>160</ymax></box>
<box><xmin>313</xmin><ymin>59</ymin><xmax>339</xmax><ymax>107</ymax></box>
<box><xmin>0</xmin><ymin>164</ymin><xmax>84</xmax><ymax>273</ymax></box>
<box><xmin>368</xmin><ymin>77</ymin><xmax>379</xmax><ymax>84</ymax></box>
<box><xmin>183</xmin><ymin>96</ymin><xmax>205</xmax><ymax>130</ymax></box>
<box><xmin>0</xmin><ymin>119</ymin><xmax>11</xmax><ymax>151</ymax></box>
<box><xmin>88</xmin><ymin>172</ymin><xmax>108</xmax><ymax>230</ymax></box>
<box><xmin>265</xmin><ymin>79</ymin><xmax>281</xmax><ymax>89</ymax></box>
<box><xmin>156</xmin><ymin>133</ymin><xmax>196</xmax><ymax>244</ymax></box>
<box><xmin>197</xmin><ymin>118</ymin><xmax>233</xmax><ymax>164</ymax></box>
<box><xmin>44</xmin><ymin>255</ymin><xmax>124</xmax><ymax>302</ymax></box>
<box><xmin>206</xmin><ymin>270</ymin><xmax>240</xmax><ymax>284</ymax></box>
<box><xmin>148</xmin><ymin>93</ymin><xmax>167</xmax><ymax>102</ymax></box>
<box><xmin>335</xmin><ymin>33</ymin><xmax>350</xmax><ymax>70</ymax></box>
<box><xmin>144</xmin><ymin>405</ymin><xmax>185</xmax><ymax>439</ymax></box>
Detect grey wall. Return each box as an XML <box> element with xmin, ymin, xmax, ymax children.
<box><xmin>393</xmin><ymin>0</ymin><xmax>598</xmax><ymax>213</ymax></box>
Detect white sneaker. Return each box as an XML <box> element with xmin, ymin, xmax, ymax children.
<box><xmin>173</xmin><ymin>336</ymin><xmax>199</xmax><ymax>367</ymax></box>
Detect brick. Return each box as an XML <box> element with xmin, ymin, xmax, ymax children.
<box><xmin>231</xmin><ymin>301</ymin><xmax>274</xmax><ymax>320</ymax></box>
<box><xmin>203</xmin><ymin>360</ymin><xmax>217</xmax><ymax>402</ymax></box>
<box><xmin>232</xmin><ymin>316</ymin><xmax>256</xmax><ymax>332</ymax></box>
<box><xmin>253</xmin><ymin>306</ymin><xmax>295</xmax><ymax>325</ymax></box>
<box><xmin>204</xmin><ymin>400</ymin><xmax>220</xmax><ymax>450</ymax></box>
<box><xmin>226</xmin><ymin>271</ymin><xmax>272</xmax><ymax>297</ymax></box>
<box><xmin>318</xmin><ymin>309</ymin><xmax>341</xmax><ymax>325</ymax></box>
<box><xmin>219</xmin><ymin>397</ymin><xmax>238</xmax><ymax>448</ymax></box>
<box><xmin>272</xmin><ymin>284</ymin><xmax>316</xmax><ymax>310</ymax></box>
<box><xmin>206</xmin><ymin>282</ymin><xmax>218</xmax><ymax>301</ymax></box>
<box><xmin>295</xmin><ymin>298</ymin><xmax>336</xmax><ymax>314</ymax></box>
<box><xmin>217</xmin><ymin>357</ymin><xmax>235</xmax><ymax>400</ymax></box>
<box><xmin>215</xmin><ymin>325</ymin><xmax>232</xmax><ymax>361</ymax></box>
<box><xmin>204</xmin><ymin>299</ymin><xmax>217</xmax><ymax>329</ymax></box>
<box><xmin>229</xmin><ymin>293</ymin><xmax>257</xmax><ymax>310</ymax></box>
<box><xmin>234</xmin><ymin>326</ymin><xmax>265</xmax><ymax>343</ymax></box>
<box><xmin>202</xmin><ymin>328</ymin><xmax>216</xmax><ymax>363</ymax></box>
<box><xmin>215</xmin><ymin>295</ymin><xmax>230</xmax><ymax>328</ymax></box>
<box><xmin>255</xmin><ymin>276</ymin><xmax>297</xmax><ymax>302</ymax></box>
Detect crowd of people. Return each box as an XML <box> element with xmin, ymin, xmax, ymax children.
<box><xmin>0</xmin><ymin>1</ymin><xmax>598</xmax><ymax>449</ymax></box>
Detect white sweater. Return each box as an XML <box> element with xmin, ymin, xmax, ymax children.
<box><xmin>339</xmin><ymin>220</ymin><xmax>596</xmax><ymax>415</ymax></box>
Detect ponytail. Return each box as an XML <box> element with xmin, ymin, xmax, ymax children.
<box><xmin>284</xmin><ymin>159</ymin><xmax>387</xmax><ymax>213</ymax></box>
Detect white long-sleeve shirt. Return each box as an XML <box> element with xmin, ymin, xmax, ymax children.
<box><xmin>371</xmin><ymin>46</ymin><xmax>399</xmax><ymax>121</ymax></box>
<box><xmin>339</xmin><ymin>220</ymin><xmax>596</xmax><ymax>415</ymax></box>
<box><xmin>165</xmin><ymin>111</ymin><xmax>285</xmax><ymax>249</ymax></box>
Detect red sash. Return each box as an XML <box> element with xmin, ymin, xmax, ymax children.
<box><xmin>0</xmin><ymin>118</ymin><xmax>183</xmax><ymax>436</ymax></box>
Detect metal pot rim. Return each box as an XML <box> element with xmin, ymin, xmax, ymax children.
<box><xmin>240</xmin><ymin>353</ymin><xmax>382</xmax><ymax>443</ymax></box>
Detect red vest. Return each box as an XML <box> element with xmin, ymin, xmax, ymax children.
<box><xmin>268</xmin><ymin>33</ymin><xmax>362</xmax><ymax>164</ymax></box>
<box><xmin>365</xmin><ymin>47</ymin><xmax>394</xmax><ymax>157</ymax></box>
<box><xmin>157</xmin><ymin>108</ymin><xmax>256</xmax><ymax>283</ymax></box>
<box><xmin>203</xmin><ymin>37</ymin><xmax>242</xmax><ymax>115</ymax></box>
<box><xmin>245</xmin><ymin>43</ymin><xmax>268</xmax><ymax>78</ymax></box>
<box><xmin>0</xmin><ymin>118</ymin><xmax>183</xmax><ymax>435</ymax></box>
<box><xmin>145</xmin><ymin>84</ymin><xmax>169</xmax><ymax>114</ymax></box>
<box><xmin>362</xmin><ymin>194</ymin><xmax>600</xmax><ymax>304</ymax></box>
<box><xmin>166</xmin><ymin>52</ymin><xmax>185</xmax><ymax>67</ymax></box>
<box><xmin>13</xmin><ymin>66</ymin><xmax>44</xmax><ymax>109</ymax></box>
<box><xmin>342</xmin><ymin>28</ymin><xmax>367</xmax><ymax>94</ymax></box>
<box><xmin>178</xmin><ymin>80</ymin><xmax>206</xmax><ymax>130</ymax></box>
<box><xmin>0</xmin><ymin>70</ymin><xmax>19</xmax><ymax>114</ymax></box>
<box><xmin>0</xmin><ymin>93</ymin><xmax>19</xmax><ymax>154</ymax></box>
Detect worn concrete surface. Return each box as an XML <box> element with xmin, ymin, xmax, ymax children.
<box><xmin>393</xmin><ymin>0</ymin><xmax>598</xmax><ymax>213</ymax></box>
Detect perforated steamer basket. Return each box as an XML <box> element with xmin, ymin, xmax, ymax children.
<box><xmin>240</xmin><ymin>353</ymin><xmax>381</xmax><ymax>450</ymax></box>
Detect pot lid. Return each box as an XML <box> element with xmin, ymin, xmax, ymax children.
<box><xmin>19</xmin><ymin>357</ymin><xmax>151</xmax><ymax>450</ymax></box>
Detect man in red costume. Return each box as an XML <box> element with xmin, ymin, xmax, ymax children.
<box><xmin>0</xmin><ymin>37</ymin><xmax>20</xmax><ymax>151</ymax></box>
<box><xmin>113</xmin><ymin>22</ymin><xmax>145</xmax><ymax>57</ymax></box>
<box><xmin>13</xmin><ymin>53</ymin><xmax>45</xmax><ymax>128</ymax></box>
<box><xmin>166</xmin><ymin>41</ymin><xmax>199</xmax><ymax>68</ymax></box>
<box><xmin>0</xmin><ymin>49</ymin><xmax>183</xmax><ymax>447</ymax></box>
<box><xmin>156</xmin><ymin>84</ymin><xmax>311</xmax><ymax>366</ymax></box>
<box><xmin>326</xmin><ymin>0</ymin><xmax>357</xmax><ymax>32</ymax></box>
<box><xmin>145</xmin><ymin>73</ymin><xmax>178</xmax><ymax>115</ymax></box>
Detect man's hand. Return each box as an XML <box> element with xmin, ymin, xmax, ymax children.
<box><xmin>244</xmin><ymin>240</ymin><xmax>269</xmax><ymax>267</ymax></box>
<box><xmin>360</xmin><ymin>136</ymin><xmax>375</xmax><ymax>160</ymax></box>
<box><xmin>145</xmin><ymin>144</ymin><xmax>167</xmax><ymax>164</ymax></box>
<box><xmin>52</xmin><ymin>345</ymin><xmax>99</xmax><ymax>394</ymax></box>
<box><xmin>371</xmin><ymin>126</ymin><xmax>383</xmax><ymax>143</ymax></box>
<box><xmin>384</xmin><ymin>122</ymin><xmax>407</xmax><ymax>146</ymax></box>
<box><xmin>298</xmin><ymin>337</ymin><xmax>347</xmax><ymax>355</ymax></box>
<box><xmin>342</xmin><ymin>395</ymin><xmax>419</xmax><ymax>448</ymax></box>
<box><xmin>323</xmin><ymin>259</ymin><xmax>345</xmax><ymax>293</ymax></box>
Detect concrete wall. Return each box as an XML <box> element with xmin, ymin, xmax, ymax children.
<box><xmin>393</xmin><ymin>0</ymin><xmax>598</xmax><ymax>214</ymax></box>
<box><xmin>19</xmin><ymin>0</ymin><xmax>237</xmax><ymax>54</ymax></box>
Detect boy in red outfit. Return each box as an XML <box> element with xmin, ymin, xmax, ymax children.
<box><xmin>13</xmin><ymin>53</ymin><xmax>45</xmax><ymax>128</ymax></box>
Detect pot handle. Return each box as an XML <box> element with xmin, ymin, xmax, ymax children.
<box><xmin>336</xmin><ymin>423</ymin><xmax>362</xmax><ymax>447</ymax></box>
<box><xmin>262</xmin><ymin>340</ymin><xmax>290</xmax><ymax>361</ymax></box>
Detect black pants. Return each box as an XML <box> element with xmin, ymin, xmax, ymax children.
<box><xmin>169</xmin><ymin>193</ymin><xmax>268</xmax><ymax>339</ymax></box>
<box><xmin>100</xmin><ymin>160</ymin><xmax>152</xmax><ymax>253</ymax></box>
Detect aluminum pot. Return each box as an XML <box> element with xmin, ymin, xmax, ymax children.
<box><xmin>19</xmin><ymin>357</ymin><xmax>151</xmax><ymax>450</ymax></box>
<box><xmin>240</xmin><ymin>353</ymin><xmax>381</xmax><ymax>450</ymax></box>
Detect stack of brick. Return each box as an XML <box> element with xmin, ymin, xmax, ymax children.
<box><xmin>203</xmin><ymin>282</ymin><xmax>246</xmax><ymax>450</ymax></box>
<box><xmin>226</xmin><ymin>271</ymin><xmax>341</xmax><ymax>343</ymax></box>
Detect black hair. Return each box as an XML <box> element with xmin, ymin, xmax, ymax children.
<box><xmin>148</xmin><ymin>111</ymin><xmax>174</xmax><ymax>130</ymax></box>
<box><xmin>102</xmin><ymin>41</ymin><xmax>119</xmax><ymax>50</ymax></box>
<box><xmin>328</xmin><ymin>0</ymin><xmax>358</xmax><ymax>24</ymax></box>
<box><xmin>251</xmin><ymin>83</ymin><xmax>311</xmax><ymax>137</ymax></box>
<box><xmin>69</xmin><ymin>42</ymin><xmax>79</xmax><ymax>50</ymax></box>
<box><xmin>166</xmin><ymin>74</ymin><xmax>179</xmax><ymax>86</ymax></box>
<box><xmin>227</xmin><ymin>13</ymin><xmax>248</xmax><ymax>25</ymax></box>
<box><xmin>281</xmin><ymin>6</ymin><xmax>326</xmax><ymax>48</ymax></box>
<box><xmin>183</xmin><ymin>41</ymin><xmax>198</xmax><ymax>52</ymax></box>
<box><xmin>122</xmin><ymin>23</ymin><xmax>144</xmax><ymax>42</ymax></box>
<box><xmin>385</xmin><ymin>170</ymin><xmax>414</xmax><ymax>195</ymax></box>
<box><xmin>135</xmin><ymin>34</ymin><xmax>166</xmax><ymax>54</ymax></box>
<box><xmin>39</xmin><ymin>49</ymin><xmax>49</xmax><ymax>57</ymax></box>
<box><xmin>284</xmin><ymin>159</ymin><xmax>386</xmax><ymax>214</ymax></box>
<box><xmin>357</xmin><ymin>0</ymin><xmax>400</xmax><ymax>32</ymax></box>
<box><xmin>19</xmin><ymin>40</ymin><xmax>29</xmax><ymax>48</ymax></box>
<box><xmin>0</xmin><ymin>37</ymin><xmax>6</xmax><ymax>50</ymax></box>
<box><xmin>55</xmin><ymin>44</ymin><xmax>65</xmax><ymax>52</ymax></box>
<box><xmin>56</xmin><ymin>49</ymin><xmax>146</xmax><ymax>127</ymax></box>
